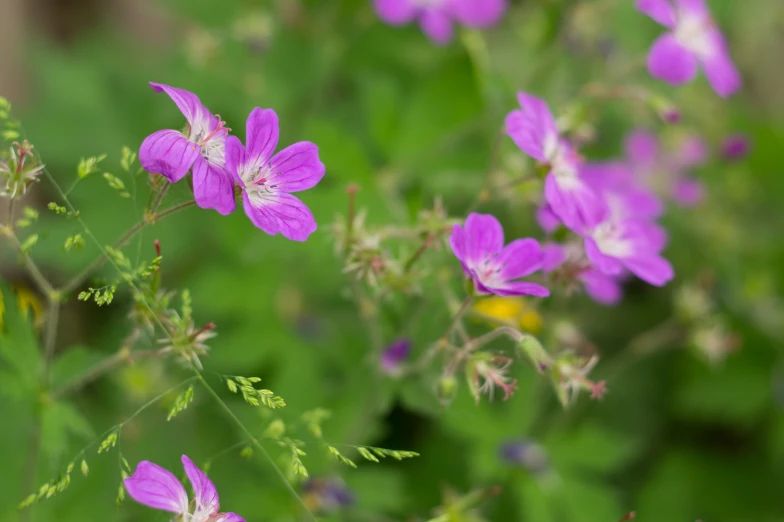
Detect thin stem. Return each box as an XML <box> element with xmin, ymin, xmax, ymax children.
<box><xmin>59</xmin><ymin>200</ymin><xmax>197</xmax><ymax>295</ymax></box>
<box><xmin>154</xmin><ymin>200</ymin><xmax>198</xmax><ymax>220</ymax></box>
<box><xmin>195</xmin><ymin>373</ymin><xmax>317</xmax><ymax>521</ymax></box>
<box><xmin>60</xmin><ymin>222</ymin><xmax>146</xmax><ymax>295</ymax></box>
<box><xmin>51</xmin><ymin>349</ymin><xmax>165</xmax><ymax>399</ymax></box>
<box><xmin>344</xmin><ymin>184</ymin><xmax>359</xmax><ymax>256</ymax></box>
<box><xmin>402</xmin><ymin>234</ymin><xmax>432</xmax><ymax>274</ymax></box>
<box><xmin>42</xmin><ymin>300</ymin><xmax>60</xmax><ymax>383</ymax></box>
<box><xmin>149</xmin><ymin>183</ymin><xmax>170</xmax><ymax>215</ymax></box>
<box><xmin>442</xmin><ymin>295</ymin><xmax>474</xmax><ymax>343</ymax></box>
<box><xmin>6</xmin><ymin>197</ymin><xmax>15</xmax><ymax>226</ymax></box>
<box><xmin>1</xmin><ymin>228</ymin><xmax>56</xmax><ymax>297</ymax></box>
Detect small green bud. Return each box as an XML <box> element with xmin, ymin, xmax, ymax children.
<box><xmin>436</xmin><ymin>374</ymin><xmax>458</xmax><ymax>405</ymax></box>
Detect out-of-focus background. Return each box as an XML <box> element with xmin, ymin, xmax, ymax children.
<box><xmin>1</xmin><ymin>0</ymin><xmax>783</xmax><ymax>521</ymax></box>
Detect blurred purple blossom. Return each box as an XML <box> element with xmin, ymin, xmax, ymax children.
<box><xmin>624</xmin><ymin>130</ymin><xmax>707</xmax><ymax>207</ymax></box>
<box><xmin>450</xmin><ymin>213</ymin><xmax>549</xmax><ymax>298</ymax></box>
<box><xmin>303</xmin><ymin>478</ymin><xmax>355</xmax><ymax>512</ymax></box>
<box><xmin>499</xmin><ymin>439</ymin><xmax>549</xmax><ymax>474</ymax></box>
<box><xmin>506</xmin><ymin>92</ymin><xmax>606</xmax><ymax>233</ymax></box>
<box><xmin>381</xmin><ymin>338</ymin><xmax>412</xmax><ymax>376</ymax></box>
<box><xmin>721</xmin><ymin>133</ymin><xmax>751</xmax><ymax>161</ymax></box>
<box><xmin>636</xmin><ymin>0</ymin><xmax>741</xmax><ymax>97</ymax></box>
<box><xmin>373</xmin><ymin>0</ymin><xmax>507</xmax><ymax>45</ymax></box>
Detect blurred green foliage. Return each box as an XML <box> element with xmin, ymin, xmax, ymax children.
<box><xmin>1</xmin><ymin>0</ymin><xmax>783</xmax><ymax>521</ymax></box>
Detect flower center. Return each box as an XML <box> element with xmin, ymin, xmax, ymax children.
<box><xmin>674</xmin><ymin>11</ymin><xmax>714</xmax><ymax>59</ymax></box>
<box><xmin>242</xmin><ymin>163</ymin><xmax>281</xmax><ymax>207</ymax></box>
<box><xmin>593</xmin><ymin>221</ymin><xmax>632</xmax><ymax>258</ymax></box>
<box><xmin>187</xmin><ymin>115</ymin><xmax>230</xmax><ymax>166</ymax></box>
<box><xmin>544</xmin><ymin>134</ymin><xmax>579</xmax><ymax>181</ymax></box>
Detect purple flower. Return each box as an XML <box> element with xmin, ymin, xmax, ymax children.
<box><xmin>225</xmin><ymin>108</ymin><xmax>325</xmax><ymax>241</ymax></box>
<box><xmin>139</xmin><ymin>83</ymin><xmax>236</xmax><ymax>215</ymax></box>
<box><xmin>624</xmin><ymin>130</ymin><xmax>706</xmax><ymax>206</ymax></box>
<box><xmin>373</xmin><ymin>0</ymin><xmax>507</xmax><ymax>45</ymax></box>
<box><xmin>581</xmin><ymin>161</ymin><xmax>664</xmax><ymax>221</ymax></box>
<box><xmin>380</xmin><ymin>338</ymin><xmax>412</xmax><ymax>376</ymax></box>
<box><xmin>636</xmin><ymin>0</ymin><xmax>741</xmax><ymax>97</ymax></box>
<box><xmin>499</xmin><ymin>439</ymin><xmax>549</xmax><ymax>473</ymax></box>
<box><xmin>542</xmin><ymin>243</ymin><xmax>623</xmax><ymax>305</ymax></box>
<box><xmin>505</xmin><ymin>92</ymin><xmax>606</xmax><ymax>233</ymax></box>
<box><xmin>449</xmin><ymin>213</ymin><xmax>549</xmax><ymax>298</ymax></box>
<box><xmin>584</xmin><ymin>218</ymin><xmax>673</xmax><ymax>287</ymax></box>
<box><xmin>721</xmin><ymin>133</ymin><xmax>750</xmax><ymax>161</ymax></box>
<box><xmin>302</xmin><ymin>478</ymin><xmax>355</xmax><ymax>512</ymax></box>
<box><xmin>124</xmin><ymin>455</ymin><xmax>245</xmax><ymax>522</ymax></box>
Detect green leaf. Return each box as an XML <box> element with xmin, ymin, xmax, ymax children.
<box><xmin>41</xmin><ymin>401</ymin><xmax>93</xmax><ymax>461</ymax></box>
<box><xmin>545</xmin><ymin>423</ymin><xmax>641</xmax><ymax>474</ymax></box>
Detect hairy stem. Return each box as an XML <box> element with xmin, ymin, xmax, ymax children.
<box><xmin>6</xmin><ymin>197</ymin><xmax>15</xmax><ymax>227</ymax></box>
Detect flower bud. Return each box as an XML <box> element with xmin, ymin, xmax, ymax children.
<box><xmin>436</xmin><ymin>374</ymin><xmax>458</xmax><ymax>405</ymax></box>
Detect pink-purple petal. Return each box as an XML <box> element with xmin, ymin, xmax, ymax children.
<box><xmin>449</xmin><ymin>224</ymin><xmax>471</xmax><ymax>276</ymax></box>
<box><xmin>192</xmin><ymin>158</ymin><xmax>237</xmax><ymax>216</ymax></box>
<box><xmin>674</xmin><ymin>0</ymin><xmax>710</xmax><ymax>17</ymax></box>
<box><xmin>453</xmin><ymin>0</ymin><xmax>507</xmax><ymax>27</ymax></box>
<box><xmin>622</xmin><ymin>254</ymin><xmax>674</xmax><ymax>286</ymax></box>
<box><xmin>139</xmin><ymin>130</ymin><xmax>199</xmax><ymax>183</ymax></box>
<box><xmin>149</xmin><ymin>82</ymin><xmax>207</xmax><ymax>128</ymax></box>
<box><xmin>246</xmin><ymin>107</ymin><xmax>280</xmax><ymax>166</ymax></box>
<box><xmin>497</xmin><ymin>238</ymin><xmax>544</xmax><ymax>280</ymax></box>
<box><xmin>419</xmin><ymin>8</ymin><xmax>454</xmax><ymax>45</ymax></box>
<box><xmin>541</xmin><ymin>243</ymin><xmax>567</xmax><ymax>272</ymax></box>
<box><xmin>490</xmin><ymin>281</ymin><xmax>550</xmax><ymax>298</ymax></box>
<box><xmin>464</xmin><ymin>213</ymin><xmax>504</xmax><ymax>264</ymax></box>
<box><xmin>505</xmin><ymin>93</ymin><xmax>557</xmax><ymax>162</ymax></box>
<box><xmin>635</xmin><ymin>0</ymin><xmax>676</xmax><ymax>28</ymax></box>
<box><xmin>545</xmin><ymin>174</ymin><xmax>606</xmax><ymax>233</ymax></box>
<box><xmin>580</xmin><ymin>269</ymin><xmax>623</xmax><ymax>305</ymax></box>
<box><xmin>672</xmin><ymin>178</ymin><xmax>704</xmax><ymax>206</ymax></box>
<box><xmin>373</xmin><ymin>0</ymin><xmax>418</xmax><ymax>25</ymax></box>
<box><xmin>647</xmin><ymin>33</ymin><xmax>698</xmax><ymax>85</ymax></box>
<box><xmin>675</xmin><ymin>136</ymin><xmax>708</xmax><ymax>167</ymax></box>
<box><xmin>217</xmin><ymin>514</ymin><xmax>247</xmax><ymax>522</ymax></box>
<box><xmin>181</xmin><ymin>455</ymin><xmax>220</xmax><ymax>515</ymax></box>
<box><xmin>625</xmin><ymin>130</ymin><xmax>659</xmax><ymax>166</ymax></box>
<box><xmin>124</xmin><ymin>461</ymin><xmax>189</xmax><ymax>514</ymax></box>
<box><xmin>242</xmin><ymin>192</ymin><xmax>317</xmax><ymax>241</ymax></box>
<box><xmin>224</xmin><ymin>136</ymin><xmax>248</xmax><ymax>185</ymax></box>
<box><xmin>700</xmin><ymin>36</ymin><xmax>742</xmax><ymax>97</ymax></box>
<box><xmin>584</xmin><ymin>237</ymin><xmax>624</xmax><ymax>276</ymax></box>
<box><xmin>269</xmin><ymin>142</ymin><xmax>326</xmax><ymax>193</ymax></box>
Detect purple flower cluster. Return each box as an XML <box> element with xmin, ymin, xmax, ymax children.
<box><xmin>140</xmin><ymin>83</ymin><xmax>325</xmax><ymax>241</ymax></box>
<box><xmin>124</xmin><ymin>455</ymin><xmax>245</xmax><ymax>522</ymax></box>
<box><xmin>373</xmin><ymin>0</ymin><xmax>506</xmax><ymax>45</ymax></box>
<box><xmin>637</xmin><ymin>0</ymin><xmax>741</xmax><ymax>97</ymax></box>
<box><xmin>506</xmin><ymin>93</ymin><xmax>678</xmax><ymax>305</ymax></box>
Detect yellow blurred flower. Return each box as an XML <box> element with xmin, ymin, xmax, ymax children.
<box><xmin>472</xmin><ymin>296</ymin><xmax>543</xmax><ymax>334</ymax></box>
<box><xmin>0</xmin><ymin>284</ymin><xmax>45</xmax><ymax>331</ymax></box>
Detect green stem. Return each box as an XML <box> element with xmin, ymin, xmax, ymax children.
<box><xmin>402</xmin><ymin>235</ymin><xmax>432</xmax><ymax>274</ymax></box>
<box><xmin>443</xmin><ymin>295</ymin><xmax>474</xmax><ymax>342</ymax></box>
<box><xmin>194</xmin><ymin>373</ymin><xmax>317</xmax><ymax>521</ymax></box>
<box><xmin>2</xmin><ymin>228</ymin><xmax>56</xmax><ymax>297</ymax></box>
<box><xmin>149</xmin><ymin>183</ymin><xmax>170</xmax><ymax>215</ymax></box>
<box><xmin>59</xmin><ymin>200</ymin><xmax>197</xmax><ymax>295</ymax></box>
<box><xmin>6</xmin><ymin>198</ymin><xmax>15</xmax><ymax>227</ymax></box>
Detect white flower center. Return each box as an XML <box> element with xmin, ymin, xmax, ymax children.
<box><xmin>544</xmin><ymin>133</ymin><xmax>579</xmax><ymax>181</ymax></box>
<box><xmin>239</xmin><ymin>162</ymin><xmax>280</xmax><ymax>208</ymax></box>
<box><xmin>187</xmin><ymin>115</ymin><xmax>228</xmax><ymax>167</ymax></box>
<box><xmin>592</xmin><ymin>221</ymin><xmax>632</xmax><ymax>258</ymax></box>
<box><xmin>674</xmin><ymin>11</ymin><xmax>714</xmax><ymax>59</ymax></box>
